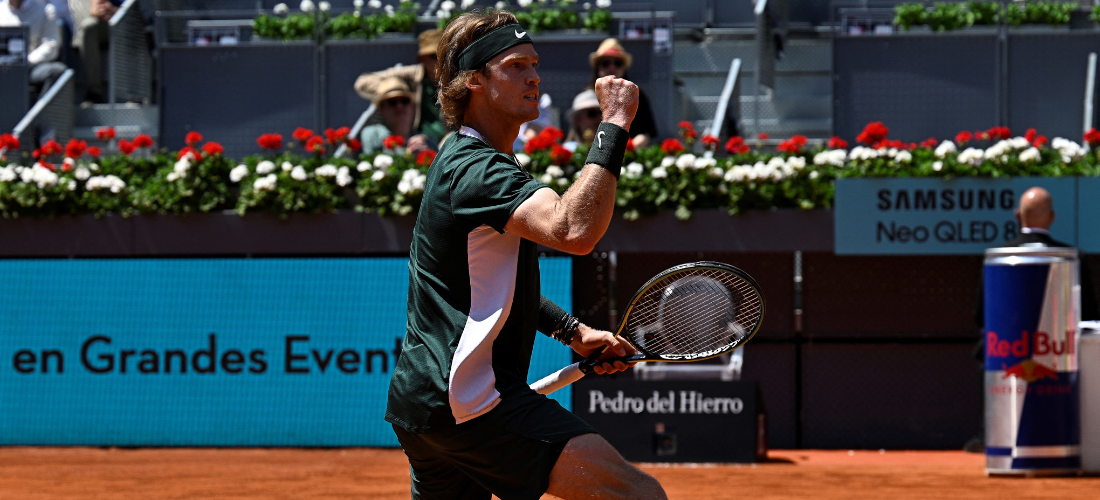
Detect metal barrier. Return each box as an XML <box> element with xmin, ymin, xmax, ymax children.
<box><xmin>708</xmin><ymin>57</ymin><xmax>741</xmax><ymax>141</ymax></box>
<box><xmin>108</xmin><ymin>0</ymin><xmax>153</xmax><ymax>105</ymax></box>
<box><xmin>334</xmin><ymin>103</ymin><xmax>376</xmax><ymax>158</ymax></box>
<box><xmin>12</xmin><ymin>69</ymin><xmax>75</xmax><ymax>152</ymax></box>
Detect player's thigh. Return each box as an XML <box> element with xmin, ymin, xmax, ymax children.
<box><xmin>545</xmin><ymin>433</ymin><xmax>667</xmax><ymax>500</ymax></box>
<box><xmin>394</xmin><ymin>424</ymin><xmax>492</xmax><ymax>500</ymax></box>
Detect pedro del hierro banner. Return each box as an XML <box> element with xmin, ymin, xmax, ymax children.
<box><xmin>834</xmin><ymin>178</ymin><xmax>1078</xmax><ymax>255</ymax></box>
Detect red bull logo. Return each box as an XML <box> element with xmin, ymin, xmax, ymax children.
<box><xmin>985</xmin><ymin>329</ymin><xmax>1075</xmax><ymax>358</ymax></box>
<box><xmin>1001</xmin><ymin>359</ymin><xmax>1059</xmax><ymax>383</ymax></box>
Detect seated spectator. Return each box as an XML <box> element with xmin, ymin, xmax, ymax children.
<box><xmin>360</xmin><ymin>77</ymin><xmax>435</xmax><ymax>156</ymax></box>
<box><xmin>355</xmin><ymin>29</ymin><xmax>448</xmax><ymax>145</ymax></box>
<box><xmin>69</xmin><ymin>0</ymin><xmax>117</xmax><ymax>103</ymax></box>
<box><xmin>588</xmin><ymin>38</ymin><xmax>658</xmax><ymax>148</ymax></box>
<box><xmin>0</xmin><ymin>0</ymin><xmax>67</xmax><ymax>97</ymax></box>
<box><xmin>564</xmin><ymin>89</ymin><xmax>600</xmax><ymax>149</ymax></box>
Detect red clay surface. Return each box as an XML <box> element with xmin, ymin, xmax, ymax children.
<box><xmin>2</xmin><ymin>447</ymin><xmax>1099</xmax><ymax>499</ymax></box>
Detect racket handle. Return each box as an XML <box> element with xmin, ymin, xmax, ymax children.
<box><xmin>531</xmin><ymin>362</ymin><xmax>585</xmax><ymax>395</ymax></box>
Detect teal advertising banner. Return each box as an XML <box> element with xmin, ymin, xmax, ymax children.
<box><xmin>0</xmin><ymin>258</ymin><xmax>573</xmax><ymax>446</ymax></box>
<box><xmin>1078</xmin><ymin>177</ymin><xmax>1100</xmax><ymax>253</ymax></box>
<box><xmin>835</xmin><ymin>178</ymin><xmax>1078</xmax><ymax>255</ymax></box>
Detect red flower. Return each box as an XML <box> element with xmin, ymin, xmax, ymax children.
<box><xmin>542</xmin><ymin>126</ymin><xmax>564</xmax><ymax>142</ymax></box>
<box><xmin>757</xmin><ymin>132</ymin><xmax>769</xmax><ymax>140</ymax></box>
<box><xmin>257</xmin><ymin>133</ymin><xmax>283</xmax><ymax>150</ymax></box>
<box><xmin>678</xmin><ymin>121</ymin><xmax>697</xmax><ymax>143</ymax></box>
<box><xmin>919</xmin><ymin>137</ymin><xmax>938</xmax><ymax>148</ymax></box>
<box><xmin>177</xmin><ymin>146</ymin><xmax>199</xmax><ymax>160</ymax></box>
<box><xmin>725</xmin><ymin>136</ymin><xmax>749</xmax><ymax>155</ymax></box>
<box><xmin>625</xmin><ymin>138</ymin><xmax>635</xmax><ymax>152</ymax></box>
<box><xmin>382</xmin><ymin>135</ymin><xmax>406</xmax><ymax>150</ymax></box>
<box><xmin>40</xmin><ymin>139</ymin><xmax>62</xmax><ymax>156</ymax></box>
<box><xmin>292</xmin><ymin>127</ymin><xmax>314</xmax><ymax>142</ymax></box>
<box><xmin>776</xmin><ymin>135</ymin><xmax>808</xmax><ymax>153</ymax></box>
<box><xmin>133</xmin><ymin>134</ymin><xmax>154</xmax><ymax>149</ymax></box>
<box><xmin>550</xmin><ymin>144</ymin><xmax>573</xmax><ymax>166</ymax></box>
<box><xmin>1032</xmin><ymin>135</ymin><xmax>1048</xmax><ymax>148</ymax></box>
<box><xmin>701</xmin><ymin>135</ymin><xmax>719</xmax><ymax>149</ymax></box>
<box><xmin>202</xmin><ymin>141</ymin><xmax>224</xmax><ymax>156</ymax></box>
<box><xmin>95</xmin><ymin>127</ymin><xmax>116</xmax><ymax>142</ymax></box>
<box><xmin>828</xmin><ymin>136</ymin><xmax>848</xmax><ymax>149</ymax></box>
<box><xmin>873</xmin><ymin>139</ymin><xmax>906</xmax><ymax>150</ymax></box>
<box><xmin>955</xmin><ymin>131</ymin><xmax>972</xmax><ymax>145</ymax></box>
<box><xmin>856</xmin><ymin>122</ymin><xmax>889</xmax><ymax>145</ymax></box>
<box><xmin>974</xmin><ymin>130</ymin><xmax>987</xmax><ymax>141</ymax></box>
<box><xmin>86</xmin><ymin>146</ymin><xmax>101</xmax><ymax>158</ymax></box>
<box><xmin>678</xmin><ymin>121</ymin><xmax>694</xmax><ymax>132</ymax></box>
<box><xmin>986</xmin><ymin>126</ymin><xmax>1011</xmax><ymax>141</ymax></box>
<box><xmin>347</xmin><ymin>138</ymin><xmax>362</xmax><ymax>152</ymax></box>
<box><xmin>0</xmin><ymin>133</ymin><xmax>19</xmax><ymax>151</ymax></box>
<box><xmin>305</xmin><ymin>135</ymin><xmax>326</xmax><ymax>154</ymax></box>
<box><xmin>64</xmin><ymin>138</ymin><xmax>88</xmax><ymax>159</ymax></box>
<box><xmin>118</xmin><ymin>139</ymin><xmax>135</xmax><ymax>156</ymax></box>
<box><xmin>185</xmin><ymin>131</ymin><xmax>203</xmax><ymax>146</ymax></box>
<box><xmin>416</xmin><ymin>150</ymin><xmax>437</xmax><ymax>166</ymax></box>
<box><xmin>325</xmin><ymin>127</ymin><xmax>351</xmax><ymax>145</ymax></box>
<box><xmin>660</xmin><ymin>138</ymin><xmax>684</xmax><ymax>155</ymax></box>
<box><xmin>37</xmin><ymin>159</ymin><xmax>55</xmax><ymax>171</ymax></box>
<box><xmin>1085</xmin><ymin>128</ymin><xmax>1100</xmax><ymax>147</ymax></box>
<box><xmin>1024</xmin><ymin>128</ymin><xmax>1038</xmax><ymax>143</ymax></box>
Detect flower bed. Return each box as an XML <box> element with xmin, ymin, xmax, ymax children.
<box><xmin>2</xmin><ymin>122</ymin><xmax>1099</xmax><ymax>221</ymax></box>
<box><xmin>893</xmin><ymin>1</ymin><xmax>1084</xmax><ymax>31</ymax></box>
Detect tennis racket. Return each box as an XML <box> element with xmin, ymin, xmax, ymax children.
<box><xmin>530</xmin><ymin>261</ymin><xmax>765</xmax><ymax>395</ymax></box>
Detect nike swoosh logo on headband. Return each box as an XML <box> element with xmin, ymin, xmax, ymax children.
<box><xmin>597</xmin><ymin>131</ymin><xmax>605</xmax><ymax>149</ymax></box>
<box><xmin>515</xmin><ymin>30</ymin><xmax>527</xmax><ymax>38</ymax></box>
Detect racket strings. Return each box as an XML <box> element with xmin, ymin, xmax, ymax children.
<box><xmin>623</xmin><ymin>268</ymin><xmax>763</xmax><ymax>360</ymax></box>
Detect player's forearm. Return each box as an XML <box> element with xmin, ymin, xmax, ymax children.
<box><xmin>546</xmin><ymin>165</ymin><xmax>617</xmax><ymax>254</ymax></box>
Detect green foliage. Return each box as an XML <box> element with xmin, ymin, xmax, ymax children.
<box><xmin>968</xmin><ymin>1</ymin><xmax>1000</xmax><ymax>25</ymax></box>
<box><xmin>893</xmin><ymin>3</ymin><xmax>927</xmax><ymax>31</ymax></box>
<box><xmin>893</xmin><ymin>1</ymin><xmax>1080</xmax><ymax>30</ymax></box>
<box><xmin>1093</xmin><ymin>5</ymin><xmax>1100</xmax><ymax>23</ymax></box>
<box><xmin>583</xmin><ymin>8</ymin><xmax>612</xmax><ymax>32</ymax></box>
<box><xmin>255</xmin><ymin>1</ymin><xmax>419</xmax><ymax>41</ymax></box>
<box><xmin>132</xmin><ymin>152</ymin><xmax>236</xmax><ymax>214</ymax></box>
<box><xmin>440</xmin><ymin>1</ymin><xmax>609</xmax><ymax>32</ymax></box>
<box><xmin>927</xmin><ymin>2</ymin><xmax>974</xmax><ymax>32</ymax></box>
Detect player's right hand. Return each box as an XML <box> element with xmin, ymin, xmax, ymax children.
<box><xmin>569</xmin><ymin>324</ymin><xmax>638</xmax><ymax>375</ymax></box>
<box><xmin>594</xmin><ymin>75</ymin><xmax>639</xmax><ymax>132</ymax></box>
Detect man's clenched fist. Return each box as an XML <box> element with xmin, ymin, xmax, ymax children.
<box><xmin>594</xmin><ymin>75</ymin><xmax>639</xmax><ymax>132</ymax></box>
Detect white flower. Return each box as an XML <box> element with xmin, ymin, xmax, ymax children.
<box><xmin>368</xmin><ymin>0</ymin><xmax>381</xmax><ymax>8</ymax></box>
<box><xmin>274</xmin><ymin>3</ymin><xmax>289</xmax><ymax>14</ymax></box>
<box><xmin>517</xmin><ymin>0</ymin><xmax>531</xmax><ymax>7</ymax></box>
<box><xmin>583</xmin><ymin>2</ymin><xmax>591</xmax><ymax>9</ymax></box>
<box><xmin>0</xmin><ymin>165</ymin><xmax>15</xmax><ymax>182</ymax></box>
<box><xmin>166</xmin><ymin>172</ymin><xmax>179</xmax><ymax>182</ymax></box>
<box><xmin>496</xmin><ymin>1</ymin><xmax>506</xmax><ymax>8</ymax></box>
<box><xmin>256</xmin><ymin>160</ymin><xmax>276</xmax><ymax>174</ymax></box>
<box><xmin>436</xmin><ymin>8</ymin><xmax>450</xmax><ymax>17</ymax></box>
<box><xmin>74</xmin><ymin>166</ymin><xmax>91</xmax><ymax>181</ymax></box>
<box><xmin>596</xmin><ymin>0</ymin><xmax>611</xmax><ymax>7</ymax></box>
<box><xmin>67</xmin><ymin>179</ymin><xmax>77</xmax><ymax>191</ymax></box>
<box><xmin>539</xmin><ymin>173</ymin><xmax>553</xmax><ymax>184</ymax></box>
<box><xmin>849</xmin><ymin>146</ymin><xmax>879</xmax><ymax>161</ymax></box>
<box><xmin>515</xmin><ymin>153</ymin><xmax>531</xmax><ymax>167</ymax></box>
<box><xmin>786</xmin><ymin>156</ymin><xmax>807</xmax><ymax>170</ymax></box>
<box><xmin>708</xmin><ymin>167</ymin><xmax>724</xmax><ymax>179</ymax></box>
<box><xmin>63</xmin><ymin>157</ymin><xmax>74</xmax><ymax>170</ymax></box>
<box><xmin>1009</xmin><ymin>137</ymin><xmax>1030</xmax><ymax>150</ymax></box>
<box><xmin>693</xmin><ymin>157</ymin><xmax>717</xmax><ymax>170</ymax></box>
<box><xmin>278</xmin><ymin>161</ymin><xmax>290</xmax><ymax>172</ymax></box>
<box><xmin>1052</xmin><ymin>137</ymin><xmax>1085</xmax><ymax>163</ymax></box>
<box><xmin>651</xmin><ymin>166</ymin><xmax>668</xmax><ymax>179</ymax></box>
<box><xmin>86</xmin><ymin>175</ymin><xmax>125</xmax><ymax>193</ymax></box>
<box><xmin>984</xmin><ymin>140</ymin><xmax>1010</xmax><ymax>163</ymax></box>
<box><xmin>356</xmin><ymin>161</ymin><xmax>372</xmax><ymax>172</ymax></box>
<box><xmin>89</xmin><ymin>163</ymin><xmax>100</xmax><ymax>172</ymax></box>
<box><xmin>557</xmin><ymin>178</ymin><xmax>568</xmax><ymax>187</ymax></box>
<box><xmin>809</xmin><ymin>170</ymin><xmax>820</xmax><ymax>180</ymax></box>
<box><xmin>230</xmin><ymin>164</ymin><xmax>250</xmax><ymax>183</ymax></box>
<box><xmin>385</xmin><ymin>4</ymin><xmax>394</xmax><ymax>15</ymax></box>
<box><xmin>461</xmin><ymin>0</ymin><xmax>476</xmax><ymax>8</ymax></box>
<box><xmin>291</xmin><ymin>166</ymin><xmax>309</xmax><ymax>181</ymax></box>
<box><xmin>674</xmin><ymin>154</ymin><xmax>696</xmax><ymax>169</ymax></box>
<box><xmin>957</xmin><ymin>148</ymin><xmax>984</xmax><ymax>166</ymax></box>
<box><xmin>1019</xmin><ymin>147</ymin><xmax>1041</xmax><ymax>163</ymax></box>
<box><xmin>397</xmin><ymin>169</ymin><xmax>426</xmax><ymax>195</ymax></box>
<box><xmin>934</xmin><ymin>140</ymin><xmax>957</xmax><ymax>158</ymax></box>
<box><xmin>625</xmin><ymin>162</ymin><xmax>644</xmax><ymax>177</ymax></box>
<box><xmin>932</xmin><ymin>161</ymin><xmax>943</xmax><ymax>171</ymax></box>
<box><xmin>336</xmin><ymin>166</ymin><xmax>353</xmax><ymax>187</ymax></box>
<box><xmin>253</xmin><ymin>173</ymin><xmax>278</xmax><ymax>191</ymax></box>
<box><xmin>373</xmin><ymin>154</ymin><xmax>394</xmax><ymax>169</ymax></box>
<box><xmin>814</xmin><ymin>149</ymin><xmax>846</xmax><ymax>167</ymax></box>
<box><xmin>300</xmin><ymin>0</ymin><xmax>315</xmax><ymax>12</ymax></box>
<box><xmin>353</xmin><ymin>0</ymin><xmax>364</xmax><ymax>8</ymax></box>
<box><xmin>546</xmin><ymin>165</ymin><xmax>564</xmax><ymax>178</ymax></box>
<box><xmin>660</xmin><ymin>156</ymin><xmax>675</xmax><ymax>168</ymax></box>
<box><xmin>172</xmin><ymin>159</ymin><xmax>191</xmax><ymax>179</ymax></box>
<box><xmin>894</xmin><ymin>151</ymin><xmax>912</xmax><ymax>163</ymax></box>
<box><xmin>315</xmin><ymin>164</ymin><xmax>338</xmax><ymax>177</ymax></box>
<box><xmin>318</xmin><ymin>1</ymin><xmax>330</xmax><ymax>11</ymax></box>
<box><xmin>371</xmin><ymin>170</ymin><xmax>386</xmax><ymax>181</ymax></box>
<box><xmin>441</xmin><ymin>0</ymin><xmax>457</xmax><ymax>10</ymax></box>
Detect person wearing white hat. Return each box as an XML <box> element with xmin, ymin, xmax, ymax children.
<box><xmin>565</xmin><ymin>88</ymin><xmax>601</xmax><ymax>146</ymax></box>
<box><xmin>588</xmin><ymin>38</ymin><xmax>658</xmax><ymax>148</ymax></box>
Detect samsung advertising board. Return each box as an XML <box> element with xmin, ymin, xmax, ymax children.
<box><xmin>0</xmin><ymin>258</ymin><xmax>573</xmax><ymax>446</ymax></box>
<box><xmin>835</xmin><ymin>178</ymin><xmax>1077</xmax><ymax>255</ymax></box>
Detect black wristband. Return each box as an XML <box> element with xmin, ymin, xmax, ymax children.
<box><xmin>551</xmin><ymin>316</ymin><xmax>580</xmax><ymax>347</ymax></box>
<box><xmin>585</xmin><ymin>122</ymin><xmax>628</xmax><ymax>179</ymax></box>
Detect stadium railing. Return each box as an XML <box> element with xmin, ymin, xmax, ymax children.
<box><xmin>12</xmin><ymin>69</ymin><xmax>76</xmax><ymax>153</ymax></box>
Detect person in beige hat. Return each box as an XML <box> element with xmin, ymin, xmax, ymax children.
<box><xmin>588</xmin><ymin>38</ymin><xmax>658</xmax><ymax>148</ymax></box>
<box><xmin>565</xmin><ymin>89</ymin><xmax>601</xmax><ymax>145</ymax></box>
<box><xmin>354</xmin><ymin>29</ymin><xmax>448</xmax><ymax>147</ymax></box>
<box><xmin>359</xmin><ymin>77</ymin><xmax>435</xmax><ymax>155</ymax></box>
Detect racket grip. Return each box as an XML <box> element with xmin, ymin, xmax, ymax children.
<box><xmin>530</xmin><ymin>362</ymin><xmax>585</xmax><ymax>395</ymax></box>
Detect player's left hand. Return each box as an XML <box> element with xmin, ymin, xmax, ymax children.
<box><xmin>569</xmin><ymin>324</ymin><xmax>638</xmax><ymax>375</ymax></box>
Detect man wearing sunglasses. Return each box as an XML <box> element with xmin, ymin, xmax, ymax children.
<box><xmin>355</xmin><ymin>29</ymin><xmax>449</xmax><ymax>149</ymax></box>
<box><xmin>588</xmin><ymin>38</ymin><xmax>659</xmax><ymax>149</ymax></box>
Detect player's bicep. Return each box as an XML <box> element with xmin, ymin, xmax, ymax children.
<box><xmin>505</xmin><ymin>187</ymin><xmax>567</xmax><ymax>248</ymax></box>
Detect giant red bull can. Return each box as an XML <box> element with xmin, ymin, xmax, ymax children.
<box><xmin>984</xmin><ymin>247</ymin><xmax>1080</xmax><ymax>475</ymax></box>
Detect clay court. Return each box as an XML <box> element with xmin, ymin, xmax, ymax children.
<box><xmin>2</xmin><ymin>447</ymin><xmax>1099</xmax><ymax>499</ymax></box>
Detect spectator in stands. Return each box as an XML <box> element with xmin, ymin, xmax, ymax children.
<box><xmin>69</xmin><ymin>0</ymin><xmax>118</xmax><ymax>104</ymax></box>
<box><xmin>0</xmin><ymin>0</ymin><xmax>67</xmax><ymax>97</ymax></box>
<box><xmin>360</xmin><ymin>77</ymin><xmax>434</xmax><ymax>156</ymax></box>
<box><xmin>355</xmin><ymin>29</ymin><xmax>448</xmax><ymax>147</ymax></box>
<box><xmin>564</xmin><ymin>89</ymin><xmax>600</xmax><ymax>148</ymax></box>
<box><xmin>588</xmin><ymin>38</ymin><xmax>658</xmax><ymax>148</ymax></box>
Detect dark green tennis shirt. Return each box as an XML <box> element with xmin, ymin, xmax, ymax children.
<box><xmin>386</xmin><ymin>127</ymin><xmax>551</xmax><ymax>433</ymax></box>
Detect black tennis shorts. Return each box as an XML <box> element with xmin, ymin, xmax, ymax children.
<box><xmin>392</xmin><ymin>395</ymin><xmax>597</xmax><ymax>500</ymax></box>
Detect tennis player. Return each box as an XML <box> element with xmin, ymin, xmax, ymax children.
<box><xmin>385</xmin><ymin>10</ymin><xmax>668</xmax><ymax>500</ymax></box>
